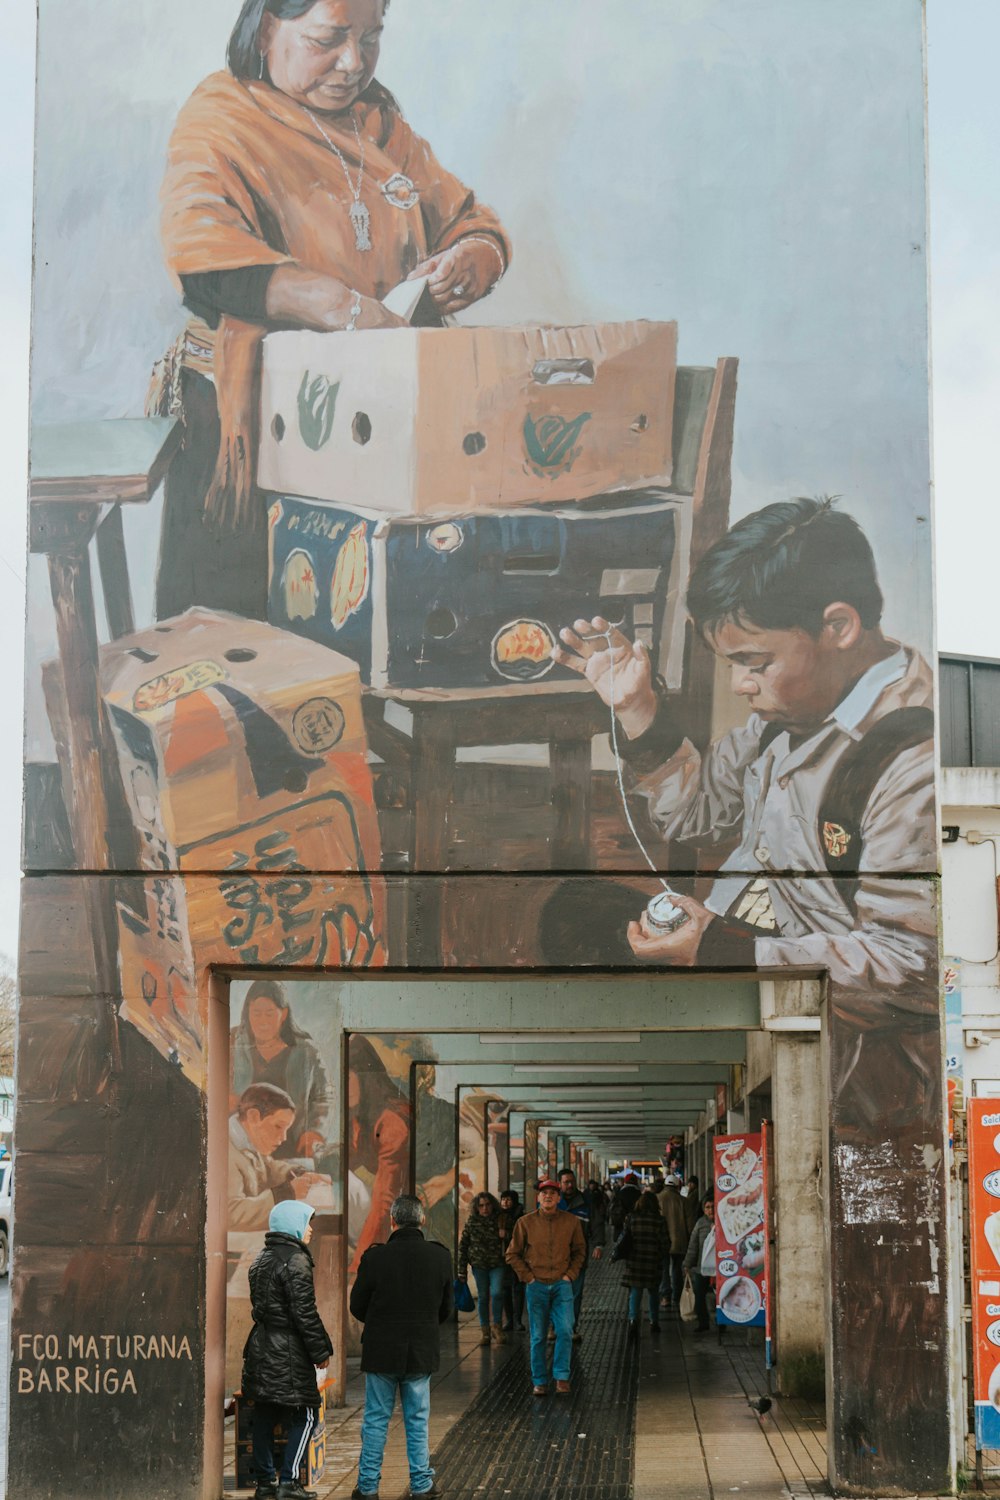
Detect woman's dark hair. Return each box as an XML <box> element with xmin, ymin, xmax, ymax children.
<box><xmin>240</xmin><ymin>979</ymin><xmax>308</xmax><ymax>1047</ymax></box>
<box><xmin>636</xmin><ymin>1190</ymin><xmax>661</xmax><ymax>1218</ymax></box>
<box><xmin>472</xmin><ymin>1192</ymin><xmax>500</xmax><ymax>1218</ymax></box>
<box><xmin>686</xmin><ymin>496</ymin><xmax>884</xmax><ymax>640</ymax></box>
<box><xmin>228</xmin><ymin>0</ymin><xmax>397</xmax><ymax>117</ymax></box>
<box><xmin>349</xmin><ymin>1035</ymin><xmax>405</xmax><ymax>1123</ymax></box>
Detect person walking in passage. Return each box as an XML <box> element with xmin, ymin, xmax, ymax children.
<box><xmin>498</xmin><ymin>1190</ymin><xmax>526</xmax><ymax>1332</ymax></box>
<box><xmin>458</xmin><ymin>1191</ymin><xmax>507</xmax><ymax>1346</ymax></box>
<box><xmin>506</xmin><ymin>1179</ymin><xmax>586</xmax><ymax>1398</ymax></box>
<box><xmin>620</xmin><ymin>1190</ymin><xmax>669</xmax><ymax>1340</ymax></box>
<box><xmin>558</xmin><ymin>1167</ymin><xmax>596</xmax><ymax>1341</ymax></box>
<box><xmin>611</xmin><ymin>1173</ymin><xmax>641</xmax><ymax>1236</ymax></box>
<box><xmin>587</xmin><ymin>1179</ymin><xmax>609</xmax><ymax>1252</ymax></box>
<box><xmin>349</xmin><ymin>1195</ymin><xmax>452</xmax><ymax>1499</ymax></box>
<box><xmin>683</xmin><ymin>1195</ymin><xmax>717</xmax><ymax>1333</ymax></box>
<box><xmin>656</xmin><ymin>1172</ymin><xmax>688</xmax><ymax>1313</ymax></box>
<box><xmin>241</xmin><ymin>1201</ymin><xmax>333</xmax><ymax>1500</ymax></box>
<box><xmin>681</xmin><ymin>1175</ymin><xmax>701</xmax><ymax>1238</ymax></box>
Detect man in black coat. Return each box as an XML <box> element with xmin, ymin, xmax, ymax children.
<box><xmin>349</xmin><ymin>1194</ymin><xmax>453</xmax><ymax>1500</ymax></box>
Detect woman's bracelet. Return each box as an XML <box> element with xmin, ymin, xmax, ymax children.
<box><xmin>345</xmin><ymin>290</ymin><xmax>363</xmax><ymax>332</ymax></box>
<box><xmin>460</xmin><ymin>235</ymin><xmax>507</xmax><ymax>286</ymax></box>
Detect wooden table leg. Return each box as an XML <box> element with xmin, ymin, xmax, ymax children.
<box><xmin>409</xmin><ymin>707</ymin><xmax>456</xmax><ymax>965</ymax></box>
<box><xmin>549</xmin><ymin>734</ymin><xmax>593</xmax><ymax>868</ymax></box>
<box><xmin>95</xmin><ymin>504</ymin><xmax>135</xmax><ymax>640</ymax></box>
<box><xmin>46</xmin><ymin>532</ymin><xmax>122</xmax><ymax>1075</ymax></box>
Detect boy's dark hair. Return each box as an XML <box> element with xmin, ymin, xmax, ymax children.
<box><xmin>686</xmin><ymin>497</ymin><xmax>883</xmax><ymax>639</ymax></box>
<box><xmin>237</xmin><ymin>1083</ymin><xmax>295</xmax><ymax>1119</ymax></box>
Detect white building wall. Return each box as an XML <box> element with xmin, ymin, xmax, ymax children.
<box><xmin>942</xmin><ymin>768</ymin><xmax>1000</xmax><ymax>1090</ymax></box>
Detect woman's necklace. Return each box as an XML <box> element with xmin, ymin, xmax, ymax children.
<box><xmin>305</xmin><ymin>106</ymin><xmax>372</xmax><ymax>252</ymax></box>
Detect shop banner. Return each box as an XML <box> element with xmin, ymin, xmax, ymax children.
<box><xmin>967</xmin><ymin>1099</ymin><xmax>1000</xmax><ymax>1446</ymax></box>
<box><xmin>713</xmin><ymin>1133</ymin><xmax>767</xmax><ymax>1330</ymax></box>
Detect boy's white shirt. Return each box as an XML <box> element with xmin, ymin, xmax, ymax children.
<box><xmin>630</xmin><ymin>644</ymin><xmax>936</xmax><ymax>990</ymax></box>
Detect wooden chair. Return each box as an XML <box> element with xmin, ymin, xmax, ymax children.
<box><xmin>361</xmin><ymin>358</ymin><xmax>739</xmax><ymax>961</ymax></box>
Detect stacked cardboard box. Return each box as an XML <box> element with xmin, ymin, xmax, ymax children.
<box><xmin>98</xmin><ymin>609</ymin><xmax>386</xmax><ymax>1079</ymax></box>
<box><xmin>258</xmin><ymin>322</ymin><xmax>681</xmax><ymax>692</ymax></box>
<box><xmin>234</xmin><ymin>1384</ymin><xmax>329</xmax><ymax>1490</ymax></box>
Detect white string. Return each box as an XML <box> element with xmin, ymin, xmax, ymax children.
<box><xmin>599</xmin><ymin>627</ymin><xmax>674</xmax><ymax>896</ymax></box>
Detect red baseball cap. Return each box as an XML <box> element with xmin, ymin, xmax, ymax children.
<box><xmin>537</xmin><ymin>1179</ymin><xmax>560</xmax><ymax>1193</ymax></box>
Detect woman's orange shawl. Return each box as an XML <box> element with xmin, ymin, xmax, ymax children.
<box><xmin>156</xmin><ymin>71</ymin><xmax>511</xmax><ymax>525</ymax></box>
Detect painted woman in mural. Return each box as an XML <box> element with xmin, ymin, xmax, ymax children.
<box><xmin>553</xmin><ymin>498</ymin><xmax>936</xmax><ymax>989</ymax></box>
<box><xmin>230</xmin><ymin>979</ymin><xmax>333</xmax><ymax>1158</ymax></box>
<box><xmin>150</xmin><ymin>0</ymin><xmax>511</xmax><ymax>619</ymax></box>
<box><xmin>348</xmin><ymin>1035</ymin><xmax>411</xmax><ymax>1270</ymax></box>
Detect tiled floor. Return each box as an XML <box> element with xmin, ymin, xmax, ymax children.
<box><xmin>222</xmin><ymin>1258</ymin><xmax>956</xmax><ymax>1498</ymax></box>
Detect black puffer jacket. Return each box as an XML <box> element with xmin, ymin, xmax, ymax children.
<box><xmin>242</xmin><ymin>1231</ymin><xmax>333</xmax><ymax>1408</ymax></box>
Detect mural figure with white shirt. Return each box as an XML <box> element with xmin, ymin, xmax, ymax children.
<box><xmin>554</xmin><ymin>498</ymin><xmax>935</xmax><ymax>990</ymax></box>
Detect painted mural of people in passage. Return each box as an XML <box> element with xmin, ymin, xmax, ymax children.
<box><xmin>229</xmin><ymin>1082</ymin><xmax>332</xmax><ymax>1231</ymax></box>
<box><xmin>230</xmin><ymin>979</ymin><xmax>333</xmax><ymax>1158</ymax></box>
<box><xmin>348</xmin><ymin>1036</ymin><xmax>412</xmax><ymax>1269</ymax></box>
<box><xmin>148</xmin><ymin>0</ymin><xmax>511</xmax><ymax>621</ymax></box>
<box><xmin>554</xmin><ymin>498</ymin><xmax>935</xmax><ymax>989</ymax></box>
<box><xmin>412</xmin><ymin>1063</ymin><xmax>464</xmax><ymax>1252</ymax></box>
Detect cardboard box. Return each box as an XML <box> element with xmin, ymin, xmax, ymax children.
<box><xmin>235</xmin><ymin>1386</ymin><xmax>328</xmax><ymax>1489</ymax></box>
<box><xmin>257</xmin><ymin>321</ymin><xmax>676</xmax><ymax>517</ymax></box>
<box><xmin>102</xmin><ymin>611</ymin><xmax>388</xmax><ymax>1080</ymax></box>
<box><xmin>100</xmin><ymin>609</ymin><xmax>382</xmax><ymax>873</ymax></box>
<box><xmin>116</xmin><ymin>874</ymin><xmax>202</xmax><ymax>1083</ymax></box>
<box><xmin>267</xmin><ymin>492</ymin><xmax>686</xmax><ymax>691</ymax></box>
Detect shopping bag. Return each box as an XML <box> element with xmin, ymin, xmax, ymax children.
<box><xmin>453</xmin><ymin>1277</ymin><xmax>475</xmax><ymax>1313</ymax></box>
<box><xmin>679</xmin><ymin>1276</ymin><xmax>697</xmax><ymax>1322</ymax></box>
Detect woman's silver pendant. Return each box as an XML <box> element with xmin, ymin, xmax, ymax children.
<box><xmin>350</xmin><ymin>200</ymin><xmax>372</xmax><ymax>252</ymax></box>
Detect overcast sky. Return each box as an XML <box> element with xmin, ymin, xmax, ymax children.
<box><xmin>0</xmin><ymin>3</ymin><xmax>997</xmax><ymax>960</ymax></box>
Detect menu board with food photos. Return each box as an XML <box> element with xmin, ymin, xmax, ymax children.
<box><xmin>713</xmin><ymin>1133</ymin><xmax>768</xmax><ymax>1330</ymax></box>
<box><xmin>968</xmin><ymin>1099</ymin><xmax>1000</xmax><ymax>1447</ymax></box>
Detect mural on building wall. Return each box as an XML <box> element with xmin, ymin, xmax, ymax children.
<box><xmin>487</xmin><ymin>1100</ymin><xmax>510</xmax><ymax>1196</ymax></box>
<box><xmin>16</xmin><ymin>0</ymin><xmax>948</xmax><ymax>1495</ymax></box>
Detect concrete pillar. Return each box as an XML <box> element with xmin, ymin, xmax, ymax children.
<box><xmin>771</xmin><ymin>1032</ymin><xmax>825</xmax><ymax>1368</ymax></box>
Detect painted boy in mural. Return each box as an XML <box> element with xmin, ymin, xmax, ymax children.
<box><xmin>554</xmin><ymin>498</ymin><xmax>935</xmax><ymax>989</ymax></box>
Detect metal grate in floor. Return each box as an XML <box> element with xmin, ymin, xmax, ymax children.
<box><xmin>430</xmin><ymin>1257</ymin><xmax>638</xmax><ymax>1499</ymax></box>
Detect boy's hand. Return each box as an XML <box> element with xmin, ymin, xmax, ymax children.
<box><xmin>552</xmin><ymin>616</ymin><xmax>658</xmax><ymax>738</ymax></box>
<box><xmin>627</xmin><ymin>895</ymin><xmax>713</xmax><ymax>966</ymax></box>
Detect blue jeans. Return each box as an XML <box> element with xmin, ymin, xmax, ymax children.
<box><xmin>628</xmin><ymin>1286</ymin><xmax>659</xmax><ymax>1326</ymax></box>
<box><xmin>525</xmin><ymin>1280</ymin><xmax>575</xmax><ymax>1385</ymax></box>
<box><xmin>357</xmin><ymin>1372</ymin><xmax>434</xmax><ymax>1496</ymax></box>
<box><xmin>472</xmin><ymin>1264</ymin><xmax>505</xmax><ymax>1327</ymax></box>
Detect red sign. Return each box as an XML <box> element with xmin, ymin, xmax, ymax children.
<box><xmin>713</xmin><ymin>1133</ymin><xmax>767</xmax><ymax>1329</ymax></box>
<box><xmin>968</xmin><ymin>1100</ymin><xmax>1000</xmax><ymax>1447</ymax></box>
<box><xmin>715</xmin><ymin>1084</ymin><xmax>728</xmax><ymax>1121</ymax></box>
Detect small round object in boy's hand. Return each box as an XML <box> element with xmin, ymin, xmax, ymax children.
<box><xmin>646</xmin><ymin>891</ymin><xmax>689</xmax><ymax>933</ymax></box>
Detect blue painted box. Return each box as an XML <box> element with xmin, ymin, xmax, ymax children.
<box><xmin>266</xmin><ymin>492</ymin><xmax>683</xmax><ymax>692</ymax></box>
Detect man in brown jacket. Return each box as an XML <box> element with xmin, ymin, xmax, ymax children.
<box><xmin>506</xmin><ymin>1180</ymin><xmax>586</xmax><ymax>1397</ymax></box>
<box><xmin>656</xmin><ymin>1173</ymin><xmax>689</xmax><ymax>1312</ymax></box>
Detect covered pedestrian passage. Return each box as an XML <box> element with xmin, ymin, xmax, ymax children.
<box><xmin>234</xmin><ymin>1255</ymin><xmax>829</xmax><ymax>1500</ymax></box>
<box><xmin>206</xmin><ymin>971</ymin><xmax>836</xmax><ymax>1499</ymax></box>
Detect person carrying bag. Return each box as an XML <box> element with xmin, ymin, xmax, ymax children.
<box><xmin>682</xmin><ymin>1194</ymin><xmax>716</xmax><ymax>1334</ymax></box>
